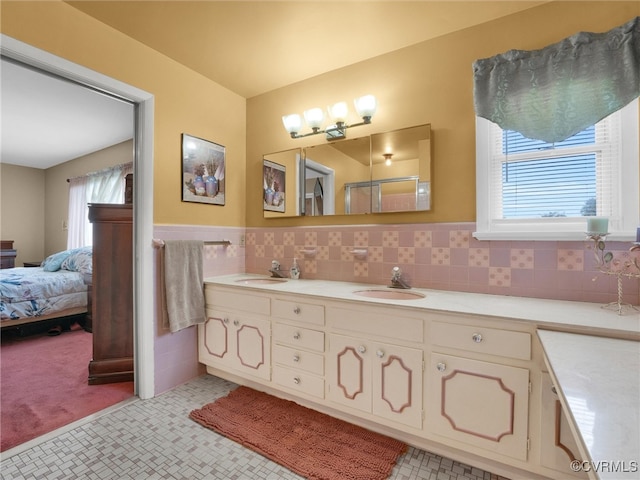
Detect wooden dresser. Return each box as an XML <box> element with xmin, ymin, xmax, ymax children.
<box><xmin>88</xmin><ymin>203</ymin><xmax>133</xmax><ymax>385</ymax></box>
<box><xmin>0</xmin><ymin>240</ymin><xmax>17</xmax><ymax>269</ymax></box>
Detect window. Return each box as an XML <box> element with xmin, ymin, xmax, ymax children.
<box><xmin>67</xmin><ymin>163</ymin><xmax>133</xmax><ymax>249</ymax></box>
<box><xmin>475</xmin><ymin>99</ymin><xmax>639</xmax><ymax>241</ymax></box>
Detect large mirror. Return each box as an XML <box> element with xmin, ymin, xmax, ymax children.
<box><xmin>263</xmin><ymin>124</ymin><xmax>431</xmax><ymax>217</ymax></box>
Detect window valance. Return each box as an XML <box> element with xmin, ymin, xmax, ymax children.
<box><xmin>473</xmin><ymin>17</ymin><xmax>639</xmax><ymax>143</ymax></box>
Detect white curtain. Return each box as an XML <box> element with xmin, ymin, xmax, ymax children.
<box><xmin>473</xmin><ymin>17</ymin><xmax>639</xmax><ymax>143</ymax></box>
<box><xmin>67</xmin><ymin>162</ymin><xmax>133</xmax><ymax>249</ymax></box>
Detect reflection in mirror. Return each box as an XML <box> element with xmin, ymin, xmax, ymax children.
<box><xmin>370</xmin><ymin>124</ymin><xmax>431</xmax><ymax>212</ymax></box>
<box><xmin>262</xmin><ymin>148</ymin><xmax>302</xmax><ymax>218</ymax></box>
<box><xmin>303</xmin><ymin>136</ymin><xmax>371</xmax><ymax>215</ymax></box>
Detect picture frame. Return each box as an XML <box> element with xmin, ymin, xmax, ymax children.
<box><xmin>182</xmin><ymin>133</ymin><xmax>225</xmax><ymax>205</ymax></box>
<box><xmin>263</xmin><ymin>159</ymin><xmax>286</xmax><ymax>212</ymax></box>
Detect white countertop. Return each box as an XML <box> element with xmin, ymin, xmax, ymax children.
<box><xmin>537</xmin><ymin>330</ymin><xmax>640</xmax><ymax>480</ymax></box>
<box><xmin>204</xmin><ymin>274</ymin><xmax>640</xmax><ymax>337</ymax></box>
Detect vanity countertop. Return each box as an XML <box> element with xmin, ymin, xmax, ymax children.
<box><xmin>204</xmin><ymin>274</ymin><xmax>640</xmax><ymax>337</ymax></box>
<box><xmin>537</xmin><ymin>330</ymin><xmax>640</xmax><ymax>480</ymax></box>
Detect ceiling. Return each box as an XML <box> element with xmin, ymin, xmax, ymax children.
<box><xmin>1</xmin><ymin>1</ymin><xmax>546</xmax><ymax>170</ymax></box>
<box><xmin>0</xmin><ymin>59</ymin><xmax>134</xmax><ymax>169</ymax></box>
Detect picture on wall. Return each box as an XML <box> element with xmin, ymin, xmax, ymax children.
<box><xmin>263</xmin><ymin>160</ymin><xmax>286</xmax><ymax>212</ymax></box>
<box><xmin>182</xmin><ymin>133</ymin><xmax>225</xmax><ymax>205</ymax></box>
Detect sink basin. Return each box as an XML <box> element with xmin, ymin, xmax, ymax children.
<box><xmin>234</xmin><ymin>278</ymin><xmax>288</xmax><ymax>285</ymax></box>
<box><xmin>352</xmin><ymin>289</ymin><xmax>425</xmax><ymax>300</ymax></box>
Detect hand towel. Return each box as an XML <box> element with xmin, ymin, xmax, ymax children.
<box><xmin>162</xmin><ymin>240</ymin><xmax>205</xmax><ymax>332</ymax></box>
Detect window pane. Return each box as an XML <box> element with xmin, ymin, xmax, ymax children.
<box><xmin>503</xmin><ymin>126</ymin><xmax>595</xmax><ymax>154</ymax></box>
<box><xmin>502</xmin><ymin>154</ymin><xmax>596</xmax><ymax>218</ymax></box>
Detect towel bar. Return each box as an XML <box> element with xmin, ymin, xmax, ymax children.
<box><xmin>152</xmin><ymin>239</ymin><xmax>231</xmax><ymax>248</ymax></box>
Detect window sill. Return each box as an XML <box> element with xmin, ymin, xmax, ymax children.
<box><xmin>473</xmin><ymin>231</ymin><xmax>635</xmax><ymax>242</ymax></box>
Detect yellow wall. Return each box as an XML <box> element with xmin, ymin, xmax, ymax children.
<box><xmin>2</xmin><ymin>2</ymin><xmax>637</xmax><ymax>231</ymax></box>
<box><xmin>1</xmin><ymin>0</ymin><xmax>246</xmax><ymax>227</ymax></box>
<box><xmin>246</xmin><ymin>1</ymin><xmax>640</xmax><ymax>227</ymax></box>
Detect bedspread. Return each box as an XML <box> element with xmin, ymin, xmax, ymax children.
<box><xmin>0</xmin><ymin>267</ymin><xmax>87</xmax><ymax>321</ymax></box>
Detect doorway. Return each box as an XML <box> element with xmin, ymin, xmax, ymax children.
<box><xmin>1</xmin><ymin>34</ymin><xmax>155</xmax><ymax>400</ymax></box>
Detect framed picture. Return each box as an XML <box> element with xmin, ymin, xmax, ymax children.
<box><xmin>182</xmin><ymin>133</ymin><xmax>225</xmax><ymax>205</ymax></box>
<box><xmin>263</xmin><ymin>160</ymin><xmax>286</xmax><ymax>212</ymax></box>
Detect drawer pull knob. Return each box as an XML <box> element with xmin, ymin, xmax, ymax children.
<box><xmin>293</xmin><ymin>376</ymin><xmax>301</xmax><ymax>384</ymax></box>
<box><xmin>357</xmin><ymin>345</ymin><xmax>366</xmax><ymax>354</ymax></box>
<box><xmin>293</xmin><ymin>332</ymin><xmax>301</xmax><ymax>340</ymax></box>
<box><xmin>551</xmin><ymin>385</ymin><xmax>557</xmax><ymax>395</ymax></box>
<box><xmin>472</xmin><ymin>333</ymin><xmax>483</xmax><ymax>343</ymax></box>
<box><xmin>293</xmin><ymin>354</ymin><xmax>300</xmax><ymax>363</ymax></box>
<box><xmin>223</xmin><ymin>317</ymin><xmax>229</xmax><ymax>324</ymax></box>
<box><xmin>293</xmin><ymin>306</ymin><xmax>301</xmax><ymax>314</ymax></box>
<box><xmin>436</xmin><ymin>362</ymin><xmax>447</xmax><ymax>372</ymax></box>
<box><xmin>233</xmin><ymin>320</ymin><xmax>240</xmax><ymax>327</ymax></box>
<box><xmin>376</xmin><ymin>349</ymin><xmax>385</xmax><ymax>358</ymax></box>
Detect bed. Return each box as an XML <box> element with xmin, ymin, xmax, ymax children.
<box><xmin>0</xmin><ymin>247</ymin><xmax>92</xmax><ymax>330</ymax></box>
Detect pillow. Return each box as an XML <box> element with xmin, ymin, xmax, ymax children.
<box><xmin>41</xmin><ymin>249</ymin><xmax>73</xmax><ymax>272</ymax></box>
<box><xmin>60</xmin><ymin>247</ymin><xmax>93</xmax><ymax>275</ymax></box>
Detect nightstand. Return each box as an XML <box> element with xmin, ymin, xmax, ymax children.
<box><xmin>23</xmin><ymin>261</ymin><xmax>42</xmax><ymax>267</ymax></box>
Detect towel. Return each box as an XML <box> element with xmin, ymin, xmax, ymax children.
<box><xmin>161</xmin><ymin>240</ymin><xmax>205</xmax><ymax>332</ymax></box>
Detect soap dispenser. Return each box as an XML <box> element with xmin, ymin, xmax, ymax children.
<box><xmin>290</xmin><ymin>258</ymin><xmax>300</xmax><ymax>279</ymax></box>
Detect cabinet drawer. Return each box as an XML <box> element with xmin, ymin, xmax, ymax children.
<box><xmin>327</xmin><ymin>306</ymin><xmax>423</xmax><ymax>343</ymax></box>
<box><xmin>273</xmin><ymin>366</ymin><xmax>325</xmax><ymax>399</ymax></box>
<box><xmin>273</xmin><ymin>344</ymin><xmax>324</xmax><ymax>376</ymax></box>
<box><xmin>273</xmin><ymin>323</ymin><xmax>325</xmax><ymax>352</ymax></box>
<box><xmin>205</xmin><ymin>288</ymin><xmax>270</xmax><ymax>315</ymax></box>
<box><xmin>272</xmin><ymin>298</ymin><xmax>325</xmax><ymax>326</ymax></box>
<box><xmin>431</xmin><ymin>322</ymin><xmax>531</xmax><ymax>361</ymax></box>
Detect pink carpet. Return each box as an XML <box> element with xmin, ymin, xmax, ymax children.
<box><xmin>190</xmin><ymin>386</ymin><xmax>407</xmax><ymax>480</ymax></box>
<box><xmin>1</xmin><ymin>325</ymin><xmax>134</xmax><ymax>452</ymax></box>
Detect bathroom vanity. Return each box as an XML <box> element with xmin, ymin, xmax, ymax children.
<box><xmin>199</xmin><ymin>274</ymin><xmax>639</xmax><ymax>480</ymax></box>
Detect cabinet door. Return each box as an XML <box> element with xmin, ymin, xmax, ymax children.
<box><xmin>372</xmin><ymin>342</ymin><xmax>423</xmax><ymax>429</ymax></box>
<box><xmin>539</xmin><ymin>373</ymin><xmax>587</xmax><ymax>477</ymax></box>
<box><xmin>199</xmin><ymin>310</ymin><xmax>231</xmax><ymax>367</ymax></box>
<box><xmin>327</xmin><ymin>334</ymin><xmax>372</xmax><ymax>413</ymax></box>
<box><xmin>233</xmin><ymin>314</ymin><xmax>271</xmax><ymax>380</ymax></box>
<box><xmin>427</xmin><ymin>353</ymin><xmax>530</xmax><ymax>461</ymax></box>
<box><xmin>199</xmin><ymin>309</ymin><xmax>271</xmax><ymax>381</ymax></box>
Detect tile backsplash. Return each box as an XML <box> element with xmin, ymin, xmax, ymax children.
<box><xmin>245</xmin><ymin>222</ymin><xmax>640</xmax><ymax>306</ymax></box>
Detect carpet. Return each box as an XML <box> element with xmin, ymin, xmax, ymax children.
<box><xmin>190</xmin><ymin>386</ymin><xmax>407</xmax><ymax>480</ymax></box>
<box><xmin>1</xmin><ymin>325</ymin><xmax>134</xmax><ymax>452</ymax></box>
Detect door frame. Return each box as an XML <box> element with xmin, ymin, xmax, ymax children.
<box><xmin>1</xmin><ymin>34</ymin><xmax>156</xmax><ymax>399</ymax></box>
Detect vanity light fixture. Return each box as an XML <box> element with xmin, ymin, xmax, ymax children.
<box><xmin>383</xmin><ymin>153</ymin><xmax>393</xmax><ymax>166</ymax></box>
<box><xmin>282</xmin><ymin>95</ymin><xmax>377</xmax><ymax>141</ymax></box>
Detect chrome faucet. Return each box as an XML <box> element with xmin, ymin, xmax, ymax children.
<box><xmin>389</xmin><ymin>266</ymin><xmax>411</xmax><ymax>289</ymax></box>
<box><xmin>269</xmin><ymin>260</ymin><xmax>287</xmax><ymax>278</ymax></box>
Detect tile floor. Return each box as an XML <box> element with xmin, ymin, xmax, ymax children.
<box><xmin>0</xmin><ymin>375</ymin><xmax>506</xmax><ymax>480</ymax></box>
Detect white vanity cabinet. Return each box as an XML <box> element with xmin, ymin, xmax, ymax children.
<box><xmin>326</xmin><ymin>304</ymin><xmax>424</xmax><ymax>430</ymax></box>
<box><xmin>538</xmin><ymin>373</ymin><xmax>587</xmax><ymax>478</ymax></box>
<box><xmin>426</xmin><ymin>320</ymin><xmax>531</xmax><ymax>461</ymax></box>
<box><xmin>199</xmin><ymin>289</ymin><xmax>271</xmax><ymax>381</ymax></box>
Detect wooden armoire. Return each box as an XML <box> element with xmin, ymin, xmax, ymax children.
<box><xmin>88</xmin><ymin>203</ymin><xmax>134</xmax><ymax>385</ymax></box>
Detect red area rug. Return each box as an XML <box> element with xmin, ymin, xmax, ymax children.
<box><xmin>1</xmin><ymin>326</ymin><xmax>134</xmax><ymax>452</ymax></box>
<box><xmin>190</xmin><ymin>386</ymin><xmax>407</xmax><ymax>480</ymax></box>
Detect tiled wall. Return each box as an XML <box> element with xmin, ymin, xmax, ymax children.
<box><xmin>245</xmin><ymin>222</ymin><xmax>640</xmax><ymax>306</ymax></box>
